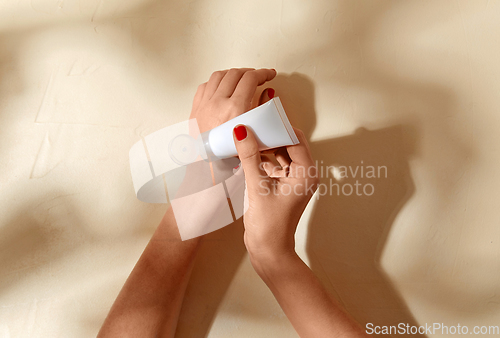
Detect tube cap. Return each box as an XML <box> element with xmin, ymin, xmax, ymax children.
<box><xmin>168</xmin><ymin>134</ymin><xmax>199</xmax><ymax>166</ymax></box>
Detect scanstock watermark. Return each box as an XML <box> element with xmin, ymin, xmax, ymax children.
<box><xmin>258</xmin><ymin>160</ymin><xmax>387</xmax><ymax>198</ymax></box>
<box><xmin>365</xmin><ymin>322</ymin><xmax>500</xmax><ymax>335</ymax></box>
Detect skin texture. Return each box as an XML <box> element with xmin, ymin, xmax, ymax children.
<box><xmin>98</xmin><ymin>68</ymin><xmax>368</xmax><ymax>337</ymax></box>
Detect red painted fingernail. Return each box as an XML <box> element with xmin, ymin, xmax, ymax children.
<box><xmin>268</xmin><ymin>88</ymin><xmax>275</xmax><ymax>99</ymax></box>
<box><xmin>234</xmin><ymin>125</ymin><xmax>247</xmax><ymax>141</ymax></box>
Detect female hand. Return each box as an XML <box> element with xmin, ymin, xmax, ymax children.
<box><xmin>176</xmin><ymin>68</ymin><xmax>277</xmax><ymax>236</ymax></box>
<box><xmin>232</xmin><ymin>125</ymin><xmax>319</xmax><ymax>264</ymax></box>
<box><xmin>190</xmin><ymin>68</ymin><xmax>277</xmax><ymax>133</ymax></box>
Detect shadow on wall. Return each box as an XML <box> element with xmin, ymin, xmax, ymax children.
<box><xmin>272</xmin><ymin>73</ymin><xmax>422</xmax><ymax>332</ymax></box>
<box><xmin>0</xmin><ymin>189</ymin><xmax>87</xmax><ymax>295</ymax></box>
<box><xmin>0</xmin><ymin>186</ymin><xmax>96</xmax><ymax>333</ymax></box>
<box><xmin>269</xmin><ymin>0</ymin><xmax>485</xmax><ymax>327</ymax></box>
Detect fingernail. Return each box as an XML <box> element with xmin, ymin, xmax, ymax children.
<box><xmin>234</xmin><ymin>125</ymin><xmax>247</xmax><ymax>141</ymax></box>
<box><xmin>268</xmin><ymin>88</ymin><xmax>275</xmax><ymax>99</ymax></box>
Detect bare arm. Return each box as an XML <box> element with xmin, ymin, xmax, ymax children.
<box><xmin>98</xmin><ymin>68</ymin><xmax>277</xmax><ymax>337</ymax></box>
<box><xmin>233</xmin><ymin>126</ymin><xmax>369</xmax><ymax>337</ymax></box>
<box><xmin>98</xmin><ymin>207</ymin><xmax>200</xmax><ymax>337</ymax></box>
<box><xmin>253</xmin><ymin>252</ymin><xmax>367</xmax><ymax>337</ymax></box>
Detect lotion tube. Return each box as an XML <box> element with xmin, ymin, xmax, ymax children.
<box><xmin>200</xmin><ymin>97</ymin><xmax>299</xmax><ymax>160</ymax></box>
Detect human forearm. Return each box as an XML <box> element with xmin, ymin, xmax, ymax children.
<box><xmin>100</xmin><ymin>68</ymin><xmax>278</xmax><ymax>336</ymax></box>
<box><xmin>234</xmin><ymin>126</ymin><xmax>368</xmax><ymax>337</ymax></box>
<box><xmin>98</xmin><ymin>207</ymin><xmax>200</xmax><ymax>337</ymax></box>
<box><xmin>251</xmin><ymin>251</ymin><xmax>368</xmax><ymax>338</ymax></box>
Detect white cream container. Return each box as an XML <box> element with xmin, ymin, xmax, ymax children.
<box><xmin>200</xmin><ymin>97</ymin><xmax>299</xmax><ymax>160</ymax></box>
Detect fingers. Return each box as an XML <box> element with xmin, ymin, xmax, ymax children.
<box><xmin>232</xmin><ymin>69</ymin><xmax>277</xmax><ymax>105</ymax></box>
<box><xmin>215</xmin><ymin>68</ymin><xmax>255</xmax><ymax>97</ymax></box>
<box><xmin>261</xmin><ymin>156</ymin><xmax>276</xmax><ymax>176</ymax></box>
<box><xmin>286</xmin><ymin>128</ymin><xmax>316</xmax><ymax>175</ymax></box>
<box><xmin>261</xmin><ymin>156</ymin><xmax>286</xmax><ymax>177</ymax></box>
<box><xmin>261</xmin><ymin>147</ymin><xmax>291</xmax><ymax>176</ymax></box>
<box><xmin>201</xmin><ymin>68</ymin><xmax>276</xmax><ymax>105</ymax></box>
<box><xmin>274</xmin><ymin>147</ymin><xmax>292</xmax><ymax>168</ymax></box>
<box><xmin>202</xmin><ymin>70</ymin><xmax>229</xmax><ymax>100</ymax></box>
<box><xmin>233</xmin><ymin>125</ymin><xmax>269</xmax><ymax>188</ymax></box>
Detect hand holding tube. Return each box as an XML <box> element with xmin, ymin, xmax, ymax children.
<box><xmin>102</xmin><ymin>68</ymin><xmax>277</xmax><ymax>336</ymax></box>
<box><xmin>233</xmin><ymin>125</ymin><xmax>368</xmax><ymax>338</ymax></box>
<box><xmin>232</xmin><ymin>125</ymin><xmax>319</xmax><ymax>261</ymax></box>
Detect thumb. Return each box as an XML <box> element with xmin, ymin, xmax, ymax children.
<box><xmin>233</xmin><ymin>125</ymin><xmax>269</xmax><ymax>186</ymax></box>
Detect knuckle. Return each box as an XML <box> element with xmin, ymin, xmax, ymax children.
<box><xmin>226</xmin><ymin>99</ymin><xmax>244</xmax><ymax>115</ymax></box>
<box><xmin>242</xmin><ymin>70</ymin><xmax>258</xmax><ymax>82</ymax></box>
<box><xmin>239</xmin><ymin>146</ymin><xmax>260</xmax><ymax>161</ymax></box>
<box><xmin>228</xmin><ymin>68</ymin><xmax>245</xmax><ymax>78</ymax></box>
<box><xmin>211</xmin><ymin>70</ymin><xmax>225</xmax><ymax>79</ymax></box>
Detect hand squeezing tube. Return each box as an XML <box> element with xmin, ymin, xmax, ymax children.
<box><xmin>167</xmin><ymin>97</ymin><xmax>299</xmax><ymax>164</ymax></box>
<box><xmin>200</xmin><ymin>97</ymin><xmax>299</xmax><ymax>160</ymax></box>
<box><xmin>129</xmin><ymin>97</ymin><xmax>298</xmax><ymax>239</ymax></box>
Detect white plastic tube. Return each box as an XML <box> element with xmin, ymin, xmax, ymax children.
<box><xmin>200</xmin><ymin>97</ymin><xmax>299</xmax><ymax>160</ymax></box>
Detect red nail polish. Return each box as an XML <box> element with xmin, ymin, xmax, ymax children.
<box><xmin>234</xmin><ymin>125</ymin><xmax>247</xmax><ymax>141</ymax></box>
<box><xmin>268</xmin><ymin>88</ymin><xmax>275</xmax><ymax>99</ymax></box>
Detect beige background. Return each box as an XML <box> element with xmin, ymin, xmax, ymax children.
<box><xmin>1</xmin><ymin>0</ymin><xmax>499</xmax><ymax>337</ymax></box>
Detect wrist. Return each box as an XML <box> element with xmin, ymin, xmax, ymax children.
<box><xmin>248</xmin><ymin>248</ymin><xmax>300</xmax><ymax>279</ymax></box>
